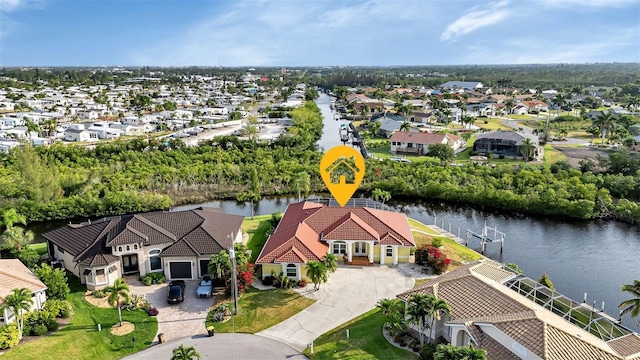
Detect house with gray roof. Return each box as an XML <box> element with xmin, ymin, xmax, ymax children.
<box><xmin>440</xmin><ymin>81</ymin><xmax>484</xmax><ymax>90</ymax></box>
<box><xmin>42</xmin><ymin>208</ymin><xmax>244</xmax><ymax>290</ymax></box>
<box><xmin>473</xmin><ymin>131</ymin><xmax>539</xmax><ymax>159</ymax></box>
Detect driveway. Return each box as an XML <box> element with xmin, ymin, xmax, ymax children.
<box><xmin>256</xmin><ymin>265</ymin><xmax>415</xmax><ymax>351</ymax></box>
<box><xmin>127</xmin><ymin>278</ymin><xmax>215</xmax><ymax>342</ymax></box>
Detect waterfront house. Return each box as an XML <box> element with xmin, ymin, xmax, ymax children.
<box><xmin>390</xmin><ymin>131</ymin><xmax>464</xmax><ymax>155</ymax></box>
<box><xmin>256</xmin><ymin>201</ymin><xmax>415</xmax><ymax>281</ymax></box>
<box><xmin>0</xmin><ymin>259</ymin><xmax>47</xmax><ymax>326</ymax></box>
<box><xmin>43</xmin><ymin>208</ymin><xmax>244</xmax><ymax>290</ymax></box>
<box><xmin>473</xmin><ymin>131</ymin><xmax>539</xmax><ymax>158</ymax></box>
<box><xmin>397</xmin><ymin>260</ymin><xmax>640</xmax><ymax>360</ymax></box>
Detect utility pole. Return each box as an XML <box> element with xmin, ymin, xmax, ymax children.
<box><xmin>228</xmin><ymin>233</ymin><xmax>238</xmax><ymax>315</ymax></box>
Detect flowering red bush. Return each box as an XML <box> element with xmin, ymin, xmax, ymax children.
<box><xmin>415</xmin><ymin>245</ymin><xmax>450</xmax><ymax>275</ymax></box>
<box><xmin>236</xmin><ymin>267</ymin><xmax>254</xmax><ymax>294</ymax></box>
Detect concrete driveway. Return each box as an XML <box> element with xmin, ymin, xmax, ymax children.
<box><xmin>257</xmin><ymin>265</ymin><xmax>415</xmax><ymax>351</ymax></box>
<box><xmin>127</xmin><ymin>278</ymin><xmax>215</xmax><ymax>342</ymax></box>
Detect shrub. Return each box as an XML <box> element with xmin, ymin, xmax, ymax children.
<box><xmin>415</xmin><ymin>244</ymin><xmax>451</xmax><ymax>275</ymax></box>
<box><xmin>262</xmin><ymin>276</ymin><xmax>274</xmax><ymax>286</ymax></box>
<box><xmin>47</xmin><ymin>320</ymin><xmax>59</xmax><ymax>332</ymax></box>
<box><xmin>142</xmin><ymin>272</ymin><xmax>166</xmax><ymax>286</ymax></box>
<box><xmin>33</xmin><ymin>324</ymin><xmax>48</xmax><ymax>336</ymax></box>
<box><xmin>420</xmin><ymin>343</ymin><xmax>438</xmax><ymax>360</ymax></box>
<box><xmin>431</xmin><ymin>237</ymin><xmax>444</xmax><ymax>248</ymax></box>
<box><xmin>270</xmin><ymin>210</ymin><xmax>283</xmax><ymax>228</ymax></box>
<box><xmin>44</xmin><ymin>299</ymin><xmax>71</xmax><ymax>318</ymax></box>
<box><xmin>123</xmin><ymin>294</ymin><xmax>149</xmax><ymax>311</ymax></box>
<box><xmin>146</xmin><ymin>307</ymin><xmax>159</xmax><ymax>316</ymax></box>
<box><xmin>499</xmin><ymin>154</ymin><xmax>505</xmax><ymax>159</ymax></box>
<box><xmin>0</xmin><ymin>323</ymin><xmax>19</xmax><ymax>349</ymax></box>
<box><xmin>34</xmin><ymin>264</ymin><xmax>70</xmax><ymax>301</ymax></box>
<box><xmin>298</xmin><ymin>279</ymin><xmax>307</xmax><ymax>287</ymax></box>
<box><xmin>91</xmin><ymin>289</ymin><xmax>106</xmax><ymax>298</ymax></box>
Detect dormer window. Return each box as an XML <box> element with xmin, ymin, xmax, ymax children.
<box><xmin>118</xmin><ymin>246</ymin><xmax>123</xmax><ymax>252</ymax></box>
<box><xmin>126</xmin><ymin>245</ymin><xmax>130</xmax><ymax>251</ymax></box>
<box><xmin>133</xmin><ymin>244</ymin><xmax>138</xmax><ymax>250</ymax></box>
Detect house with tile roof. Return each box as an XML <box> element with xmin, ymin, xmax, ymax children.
<box><xmin>390</xmin><ymin>131</ymin><xmax>464</xmax><ymax>156</ymax></box>
<box><xmin>256</xmin><ymin>201</ymin><xmax>415</xmax><ymax>281</ymax></box>
<box><xmin>0</xmin><ymin>259</ymin><xmax>47</xmax><ymax>326</ymax></box>
<box><xmin>42</xmin><ymin>208</ymin><xmax>243</xmax><ymax>290</ymax></box>
<box><xmin>397</xmin><ymin>260</ymin><xmax>640</xmax><ymax>360</ymax></box>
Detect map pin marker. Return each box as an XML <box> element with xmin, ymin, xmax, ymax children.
<box><xmin>320</xmin><ymin>146</ymin><xmax>366</xmax><ymax>207</ymax></box>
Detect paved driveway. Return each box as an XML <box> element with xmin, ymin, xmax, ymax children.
<box><xmin>257</xmin><ymin>265</ymin><xmax>415</xmax><ymax>351</ymax></box>
<box><xmin>127</xmin><ymin>278</ymin><xmax>215</xmax><ymax>342</ymax></box>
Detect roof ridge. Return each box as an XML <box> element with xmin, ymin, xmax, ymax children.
<box><xmin>181</xmin><ymin>238</ymin><xmax>202</xmax><ymax>256</ymax></box>
<box><xmin>73</xmin><ymin>218</ymin><xmax>118</xmax><ymax>262</ymax></box>
<box><xmin>136</xmin><ymin>213</ymin><xmax>177</xmax><ymax>241</ymax></box>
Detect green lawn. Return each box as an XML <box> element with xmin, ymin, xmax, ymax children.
<box><xmin>31</xmin><ymin>242</ymin><xmax>48</xmax><ymax>257</ymax></box>
<box><xmin>543</xmin><ymin>145</ymin><xmax>567</xmax><ymax>164</ymax></box>
<box><xmin>2</xmin><ymin>277</ymin><xmax>157</xmax><ymax>360</ymax></box>
<box><xmin>407</xmin><ymin>218</ymin><xmax>438</xmax><ymax>235</ymax></box>
<box><xmin>206</xmin><ymin>288</ymin><xmax>314</xmax><ymax>333</ymax></box>
<box><xmin>473</xmin><ymin>118</ymin><xmax>511</xmax><ymax>131</ymax></box>
<box><xmin>242</xmin><ymin>214</ymin><xmax>273</xmax><ymax>263</ymax></box>
<box><xmin>303</xmin><ymin>308</ymin><xmax>419</xmax><ymax>360</ymax></box>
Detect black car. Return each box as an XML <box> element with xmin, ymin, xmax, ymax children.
<box><xmin>167</xmin><ymin>280</ymin><xmax>186</xmax><ymax>304</ymax></box>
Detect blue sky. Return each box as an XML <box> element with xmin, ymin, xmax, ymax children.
<box><xmin>0</xmin><ymin>0</ymin><xmax>639</xmax><ymax>66</ymax></box>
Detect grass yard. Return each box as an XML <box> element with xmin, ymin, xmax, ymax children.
<box><xmin>31</xmin><ymin>242</ymin><xmax>48</xmax><ymax>257</ymax></box>
<box><xmin>473</xmin><ymin>117</ymin><xmax>511</xmax><ymax>131</ymax></box>
<box><xmin>412</xmin><ymin>231</ymin><xmax>483</xmax><ymax>268</ymax></box>
<box><xmin>206</xmin><ymin>288</ymin><xmax>314</xmax><ymax>333</ymax></box>
<box><xmin>2</xmin><ymin>277</ymin><xmax>157</xmax><ymax>360</ymax></box>
<box><xmin>242</xmin><ymin>214</ymin><xmax>273</xmax><ymax>263</ymax></box>
<box><xmin>303</xmin><ymin>308</ymin><xmax>419</xmax><ymax>360</ymax></box>
<box><xmin>407</xmin><ymin>218</ymin><xmax>438</xmax><ymax>235</ymax></box>
<box><xmin>543</xmin><ymin>145</ymin><xmax>567</xmax><ymax>164</ymax></box>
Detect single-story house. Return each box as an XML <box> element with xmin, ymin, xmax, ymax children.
<box><xmin>397</xmin><ymin>260</ymin><xmax>640</xmax><ymax>360</ymax></box>
<box><xmin>439</xmin><ymin>81</ymin><xmax>484</xmax><ymax>90</ymax></box>
<box><xmin>473</xmin><ymin>131</ymin><xmax>539</xmax><ymax>158</ymax></box>
<box><xmin>64</xmin><ymin>128</ymin><xmax>95</xmax><ymax>142</ymax></box>
<box><xmin>43</xmin><ymin>208</ymin><xmax>244</xmax><ymax>290</ymax></box>
<box><xmin>256</xmin><ymin>201</ymin><xmax>415</xmax><ymax>281</ymax></box>
<box><xmin>0</xmin><ymin>259</ymin><xmax>47</xmax><ymax>326</ymax></box>
<box><xmin>390</xmin><ymin>131</ymin><xmax>464</xmax><ymax>155</ymax></box>
<box><xmin>511</xmin><ymin>104</ymin><xmax>529</xmax><ymax>115</ymax></box>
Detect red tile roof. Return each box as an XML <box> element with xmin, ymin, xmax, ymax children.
<box><xmin>256</xmin><ymin>201</ymin><xmax>414</xmax><ymax>264</ymax></box>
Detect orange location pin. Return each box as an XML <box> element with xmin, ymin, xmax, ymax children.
<box><xmin>320</xmin><ymin>146</ymin><xmax>366</xmax><ymax>207</ymax></box>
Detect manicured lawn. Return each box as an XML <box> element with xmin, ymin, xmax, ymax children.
<box><xmin>2</xmin><ymin>277</ymin><xmax>157</xmax><ymax>360</ymax></box>
<box><xmin>31</xmin><ymin>242</ymin><xmax>48</xmax><ymax>256</ymax></box>
<box><xmin>205</xmin><ymin>288</ymin><xmax>314</xmax><ymax>333</ymax></box>
<box><xmin>543</xmin><ymin>144</ymin><xmax>567</xmax><ymax>164</ymax></box>
<box><xmin>407</xmin><ymin>218</ymin><xmax>438</xmax><ymax>235</ymax></box>
<box><xmin>474</xmin><ymin>118</ymin><xmax>511</xmax><ymax>131</ymax></box>
<box><xmin>303</xmin><ymin>308</ymin><xmax>419</xmax><ymax>360</ymax></box>
<box><xmin>242</xmin><ymin>214</ymin><xmax>273</xmax><ymax>263</ymax></box>
<box><xmin>412</xmin><ymin>232</ymin><xmax>483</xmax><ymax>268</ymax></box>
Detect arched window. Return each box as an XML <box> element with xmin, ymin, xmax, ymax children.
<box><xmin>286</xmin><ymin>264</ymin><xmax>297</xmax><ymax>277</ymax></box>
<box><xmin>149</xmin><ymin>249</ymin><xmax>162</xmax><ymax>271</ymax></box>
<box><xmin>126</xmin><ymin>245</ymin><xmax>130</xmax><ymax>251</ymax></box>
<box><xmin>118</xmin><ymin>246</ymin><xmax>123</xmax><ymax>252</ymax></box>
<box><xmin>133</xmin><ymin>244</ymin><xmax>138</xmax><ymax>250</ymax></box>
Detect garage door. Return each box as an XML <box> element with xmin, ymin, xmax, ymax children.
<box><xmin>169</xmin><ymin>262</ymin><xmax>192</xmax><ymax>279</ymax></box>
<box><xmin>199</xmin><ymin>259</ymin><xmax>209</xmax><ymax>277</ymax></box>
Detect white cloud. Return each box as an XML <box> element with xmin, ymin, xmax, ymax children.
<box><xmin>0</xmin><ymin>0</ymin><xmax>43</xmax><ymax>12</ymax></box>
<box><xmin>440</xmin><ymin>0</ymin><xmax>511</xmax><ymax>42</ymax></box>
<box><xmin>534</xmin><ymin>0</ymin><xmax>637</xmax><ymax>8</ymax></box>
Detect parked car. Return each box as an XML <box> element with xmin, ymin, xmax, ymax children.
<box><xmin>167</xmin><ymin>280</ymin><xmax>186</xmax><ymax>304</ymax></box>
<box><xmin>196</xmin><ymin>274</ymin><xmax>214</xmax><ymax>298</ymax></box>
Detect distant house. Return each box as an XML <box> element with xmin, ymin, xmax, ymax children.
<box><xmin>390</xmin><ymin>131</ymin><xmax>464</xmax><ymax>155</ymax></box>
<box><xmin>256</xmin><ymin>202</ymin><xmax>415</xmax><ymax>280</ymax></box>
<box><xmin>372</xmin><ymin>112</ymin><xmax>406</xmax><ymax>137</ymax></box>
<box><xmin>43</xmin><ymin>208</ymin><xmax>243</xmax><ymax>290</ymax></box>
<box><xmin>397</xmin><ymin>260</ymin><xmax>640</xmax><ymax>360</ymax></box>
<box><xmin>473</xmin><ymin>131</ymin><xmax>539</xmax><ymax>158</ymax></box>
<box><xmin>64</xmin><ymin>128</ymin><xmax>94</xmax><ymax>142</ymax></box>
<box><xmin>511</xmin><ymin>104</ymin><xmax>529</xmax><ymax>115</ymax></box>
<box><xmin>440</xmin><ymin>81</ymin><xmax>484</xmax><ymax>90</ymax></box>
<box><xmin>0</xmin><ymin>259</ymin><xmax>47</xmax><ymax>326</ymax></box>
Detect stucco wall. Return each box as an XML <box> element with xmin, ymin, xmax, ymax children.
<box><xmin>398</xmin><ymin>247</ymin><xmax>412</xmax><ymax>263</ymax></box>
<box><xmin>261</xmin><ymin>264</ymin><xmax>281</xmax><ymax>279</ymax></box>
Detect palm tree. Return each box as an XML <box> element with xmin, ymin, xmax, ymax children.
<box><xmin>619</xmin><ymin>280</ymin><xmax>640</xmax><ymax>327</ymax></box>
<box><xmin>383</xmin><ymin>309</ymin><xmax>407</xmax><ymax>336</ymax></box>
<box><xmin>369</xmin><ymin>121</ymin><xmax>381</xmax><ymax>137</ymax></box>
<box><xmin>322</xmin><ymin>253</ymin><xmax>338</xmax><ymax>273</ymax></box>
<box><xmin>0</xmin><ymin>227</ymin><xmax>35</xmax><ymax>256</ymax></box>
<box><xmin>292</xmin><ymin>171</ymin><xmax>311</xmax><ymax>201</ymax></box>
<box><xmin>426</xmin><ymin>295</ymin><xmax>451</xmax><ymax>344</ymax></box>
<box><xmin>371</xmin><ymin>188</ymin><xmax>391</xmax><ymax>206</ymax></box>
<box><xmin>519</xmin><ymin>138</ymin><xmax>536</xmax><ymax>163</ymax></box>
<box><xmin>104</xmin><ymin>278</ymin><xmax>131</xmax><ymax>326</ymax></box>
<box><xmin>0</xmin><ymin>209</ymin><xmax>27</xmax><ymax>230</ymax></box>
<box><xmin>586</xmin><ymin>126</ymin><xmax>600</xmax><ymax>145</ymax></box>
<box><xmin>399</xmin><ymin>121</ymin><xmax>411</xmax><ymax>132</ymax></box>
<box><xmin>441</xmin><ymin>108</ymin><xmax>453</xmax><ymax>126</ymax></box>
<box><xmin>593</xmin><ymin>111</ymin><xmax>617</xmax><ymax>145</ymax></box>
<box><xmin>306</xmin><ymin>261</ymin><xmax>328</xmax><ymax>290</ymax></box>
<box><xmin>552</xmin><ymin>93</ymin><xmax>566</xmax><ymax>117</ymax></box>
<box><xmin>171</xmin><ymin>344</ymin><xmax>201</xmax><ymax>360</ymax></box>
<box><xmin>504</xmin><ymin>98</ymin><xmax>515</xmax><ymax>115</ymax></box>
<box><xmin>434</xmin><ymin>344</ymin><xmax>460</xmax><ymax>360</ymax></box>
<box><xmin>377</xmin><ymin>298</ymin><xmax>404</xmax><ymax>317</ymax></box>
<box><xmin>407</xmin><ymin>293</ymin><xmax>430</xmax><ymax>346</ymax></box>
<box><xmin>1</xmin><ymin>288</ymin><xmax>33</xmax><ymax>340</ymax></box>
<box><xmin>208</xmin><ymin>250</ymin><xmax>232</xmax><ymax>282</ymax></box>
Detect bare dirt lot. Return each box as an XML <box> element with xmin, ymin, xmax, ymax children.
<box><xmin>555</xmin><ymin>147</ymin><xmax>610</xmax><ymax>167</ymax></box>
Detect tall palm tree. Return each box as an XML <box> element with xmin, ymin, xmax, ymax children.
<box><xmin>593</xmin><ymin>111</ymin><xmax>617</xmax><ymax>145</ymax></box>
<box><xmin>399</xmin><ymin>121</ymin><xmax>411</xmax><ymax>132</ymax></box>
<box><xmin>504</xmin><ymin>98</ymin><xmax>515</xmax><ymax>115</ymax></box>
<box><xmin>1</xmin><ymin>288</ymin><xmax>33</xmax><ymax>340</ymax></box>
<box><xmin>322</xmin><ymin>253</ymin><xmax>338</xmax><ymax>273</ymax></box>
<box><xmin>407</xmin><ymin>293</ymin><xmax>430</xmax><ymax>346</ymax></box>
<box><xmin>104</xmin><ymin>278</ymin><xmax>131</xmax><ymax>326</ymax></box>
<box><xmin>519</xmin><ymin>138</ymin><xmax>536</xmax><ymax>163</ymax></box>
<box><xmin>292</xmin><ymin>171</ymin><xmax>311</xmax><ymax>202</ymax></box>
<box><xmin>426</xmin><ymin>295</ymin><xmax>451</xmax><ymax>344</ymax></box>
<box><xmin>552</xmin><ymin>93</ymin><xmax>566</xmax><ymax>117</ymax></box>
<box><xmin>306</xmin><ymin>261</ymin><xmax>328</xmax><ymax>290</ymax></box>
<box><xmin>619</xmin><ymin>280</ymin><xmax>640</xmax><ymax>327</ymax></box>
<box><xmin>208</xmin><ymin>250</ymin><xmax>232</xmax><ymax>282</ymax></box>
<box><xmin>369</xmin><ymin>121</ymin><xmax>381</xmax><ymax>137</ymax></box>
<box><xmin>586</xmin><ymin>126</ymin><xmax>600</xmax><ymax>146</ymax></box>
<box><xmin>171</xmin><ymin>344</ymin><xmax>201</xmax><ymax>360</ymax></box>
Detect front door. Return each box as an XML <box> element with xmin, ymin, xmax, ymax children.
<box><xmin>121</xmin><ymin>254</ymin><xmax>139</xmax><ymax>274</ymax></box>
<box><xmin>354</xmin><ymin>242</ymin><xmax>367</xmax><ymax>256</ymax></box>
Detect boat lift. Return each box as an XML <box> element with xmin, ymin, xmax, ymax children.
<box><xmin>465</xmin><ymin>222</ymin><xmax>505</xmax><ymax>254</ymax></box>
